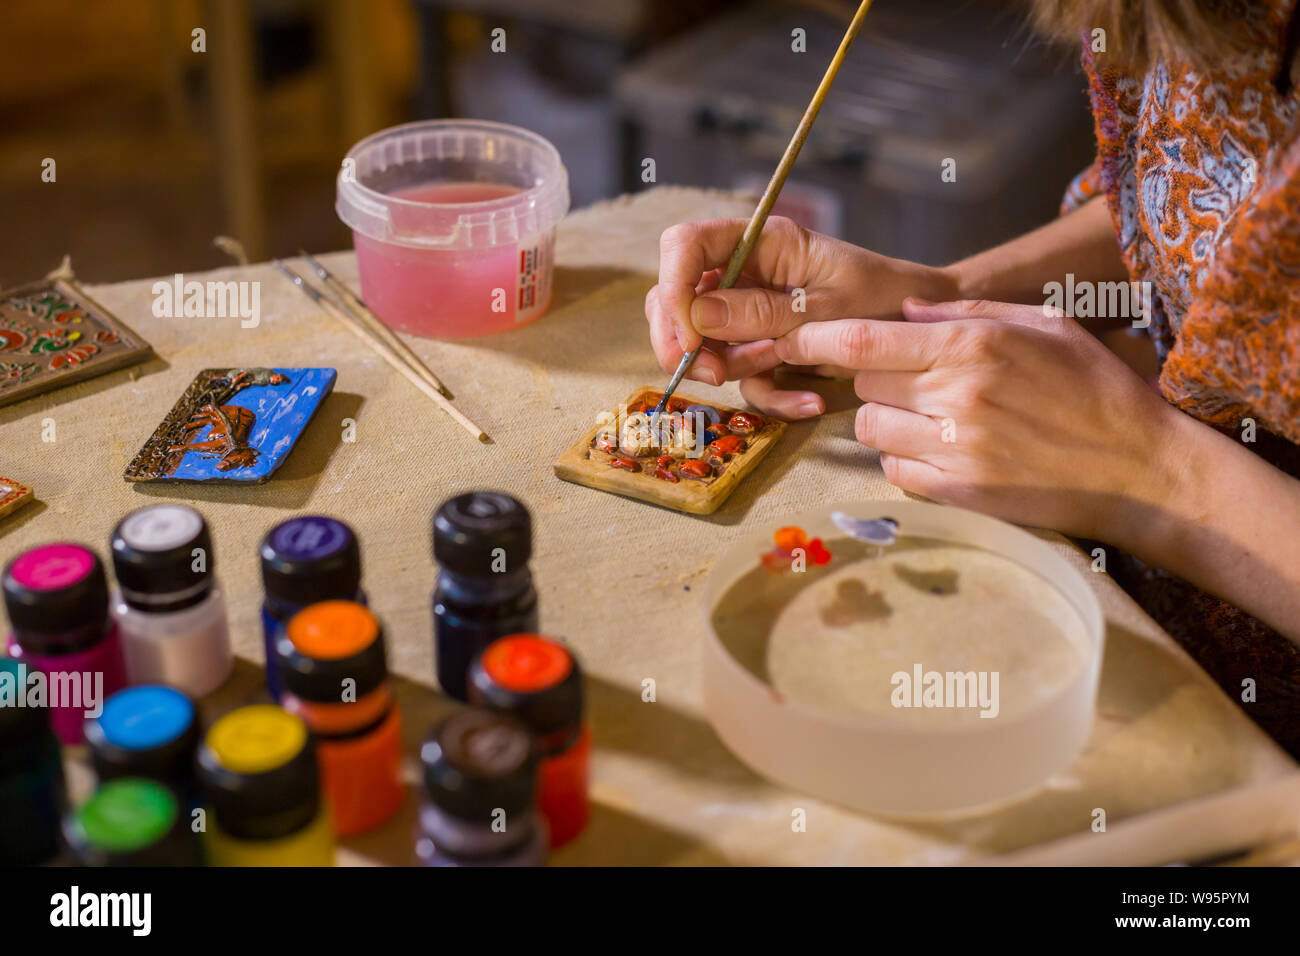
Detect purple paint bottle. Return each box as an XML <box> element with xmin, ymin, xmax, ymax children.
<box><xmin>415</xmin><ymin>709</ymin><xmax>547</xmax><ymax>867</ymax></box>
<box><xmin>3</xmin><ymin>543</ymin><xmax>126</xmax><ymax>744</ymax></box>
<box><xmin>259</xmin><ymin>516</ymin><xmax>364</xmax><ymax>700</ymax></box>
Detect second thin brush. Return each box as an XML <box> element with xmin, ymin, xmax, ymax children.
<box><xmin>273</xmin><ymin>260</ymin><xmax>491</xmax><ymax>443</ymax></box>
<box><xmin>299</xmin><ymin>251</ymin><xmax>453</xmax><ymax>399</ymax></box>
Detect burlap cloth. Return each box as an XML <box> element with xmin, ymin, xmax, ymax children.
<box><xmin>1</xmin><ymin>187</ymin><xmax>1293</xmax><ymax>865</ymax></box>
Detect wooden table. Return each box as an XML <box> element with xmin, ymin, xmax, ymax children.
<box><xmin>3</xmin><ymin>186</ymin><xmax>1296</xmax><ymax>865</ymax></box>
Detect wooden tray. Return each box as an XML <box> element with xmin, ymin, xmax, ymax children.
<box><xmin>553</xmin><ymin>386</ymin><xmax>785</xmax><ymax>515</ymax></box>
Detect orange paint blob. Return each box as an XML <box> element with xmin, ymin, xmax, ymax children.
<box><xmin>774</xmin><ymin>526</ymin><xmax>808</xmax><ymax>553</ymax></box>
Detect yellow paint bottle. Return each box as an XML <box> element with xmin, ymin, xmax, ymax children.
<box><xmin>198</xmin><ymin>705</ymin><xmax>334</xmax><ymax>866</ymax></box>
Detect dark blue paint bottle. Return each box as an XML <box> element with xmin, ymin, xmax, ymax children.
<box><xmin>259</xmin><ymin>517</ymin><xmax>364</xmax><ymax>700</ymax></box>
<box><xmin>0</xmin><ymin>656</ymin><xmax>66</xmax><ymax>865</ymax></box>
<box><xmin>432</xmin><ymin>492</ymin><xmax>538</xmax><ymax>701</ymax></box>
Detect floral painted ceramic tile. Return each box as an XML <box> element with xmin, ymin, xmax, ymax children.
<box><xmin>0</xmin><ymin>278</ymin><xmax>152</xmax><ymax>407</ymax></box>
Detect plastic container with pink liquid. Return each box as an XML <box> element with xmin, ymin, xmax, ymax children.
<box><xmin>336</xmin><ymin>120</ymin><xmax>570</xmax><ymax>338</ymax></box>
<box><xmin>3</xmin><ymin>543</ymin><xmax>128</xmax><ymax>745</ymax></box>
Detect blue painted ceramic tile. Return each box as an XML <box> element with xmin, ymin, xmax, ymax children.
<box><xmin>124</xmin><ymin>367</ymin><xmax>336</xmax><ymax>484</ymax></box>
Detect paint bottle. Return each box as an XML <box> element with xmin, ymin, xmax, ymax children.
<box><xmin>64</xmin><ymin>777</ymin><xmax>198</xmax><ymax>866</ymax></box>
<box><xmin>86</xmin><ymin>685</ymin><xmax>201</xmax><ymax>809</ymax></box>
<box><xmin>415</xmin><ymin>708</ymin><xmax>547</xmax><ymax>866</ymax></box>
<box><xmin>0</xmin><ymin>656</ymin><xmax>66</xmax><ymax>865</ymax></box>
<box><xmin>3</xmin><ymin>543</ymin><xmax>126</xmax><ymax>744</ymax></box>
<box><xmin>469</xmin><ymin>634</ymin><xmax>589</xmax><ymax>848</ymax></box>
<box><xmin>260</xmin><ymin>516</ymin><xmax>364</xmax><ymax>701</ymax></box>
<box><xmin>432</xmin><ymin>492</ymin><xmax>538</xmax><ymax>701</ymax></box>
<box><xmin>198</xmin><ymin>705</ymin><xmax>334</xmax><ymax>866</ymax></box>
<box><xmin>276</xmin><ymin>600</ymin><xmax>403</xmax><ymax>836</ymax></box>
<box><xmin>110</xmin><ymin>504</ymin><xmax>233</xmax><ymax>697</ymax></box>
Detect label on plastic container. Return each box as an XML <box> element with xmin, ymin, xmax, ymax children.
<box><xmin>516</xmin><ymin>232</ymin><xmax>555</xmax><ymax>324</ymax></box>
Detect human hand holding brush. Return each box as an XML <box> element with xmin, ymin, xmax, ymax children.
<box><xmin>645</xmin><ymin>215</ymin><xmax>958</xmax><ymax>420</ymax></box>
<box><xmin>644</xmin><ymin>204</ymin><xmax>1300</xmax><ymax>643</ymax></box>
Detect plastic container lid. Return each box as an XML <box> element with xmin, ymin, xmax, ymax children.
<box><xmin>276</xmin><ymin>600</ymin><xmax>389</xmax><ymax>702</ymax></box>
<box><xmin>2</xmin><ymin>542</ymin><xmax>108</xmax><ymax>639</ymax></box>
<box><xmin>703</xmin><ymin>500</ymin><xmax>1105</xmax><ymax>818</ymax></box>
<box><xmin>433</xmin><ymin>491</ymin><xmax>532</xmax><ymax>576</ymax></box>
<box><xmin>111</xmin><ymin>504</ymin><xmax>214</xmax><ymax>609</ymax></box>
<box><xmin>420</xmin><ymin>709</ymin><xmax>537</xmax><ymax>823</ymax></box>
<box><xmin>86</xmin><ymin>685</ymin><xmax>199</xmax><ymax>788</ymax></box>
<box><xmin>336</xmin><ymin>120</ymin><xmax>570</xmax><ymax>251</ymax></box>
<box><xmin>260</xmin><ymin>516</ymin><xmax>361</xmax><ymax>606</ymax></box>
<box><xmin>198</xmin><ymin>706</ymin><xmax>320</xmax><ymax>840</ymax></box>
<box><xmin>469</xmin><ymin>635</ymin><xmax>583</xmax><ymax>739</ymax></box>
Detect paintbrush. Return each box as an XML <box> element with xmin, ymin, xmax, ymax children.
<box><xmin>273</xmin><ymin>261</ymin><xmax>491</xmax><ymax>443</ymax></box>
<box><xmin>651</xmin><ymin>0</ymin><xmax>875</xmax><ymax>418</ymax></box>
<box><xmin>298</xmin><ymin>250</ymin><xmax>454</xmax><ymax>399</ymax></box>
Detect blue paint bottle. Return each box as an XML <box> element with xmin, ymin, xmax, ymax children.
<box><xmin>86</xmin><ymin>685</ymin><xmax>201</xmax><ymax>808</ymax></box>
<box><xmin>259</xmin><ymin>517</ymin><xmax>364</xmax><ymax>700</ymax></box>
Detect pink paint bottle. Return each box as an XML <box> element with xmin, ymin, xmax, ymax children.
<box><xmin>3</xmin><ymin>543</ymin><xmax>126</xmax><ymax>744</ymax></box>
<box><xmin>336</xmin><ymin>120</ymin><xmax>570</xmax><ymax>338</ymax></box>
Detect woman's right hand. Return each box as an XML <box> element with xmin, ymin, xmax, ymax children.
<box><xmin>644</xmin><ymin>216</ymin><xmax>959</xmax><ymax>419</ymax></box>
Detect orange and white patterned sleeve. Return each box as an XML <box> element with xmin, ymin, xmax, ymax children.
<box><xmin>1159</xmin><ymin>140</ymin><xmax>1300</xmax><ymax>444</ymax></box>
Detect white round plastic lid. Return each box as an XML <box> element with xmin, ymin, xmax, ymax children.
<box><xmin>118</xmin><ymin>505</ymin><xmax>203</xmax><ymax>552</ymax></box>
<box><xmin>703</xmin><ymin>500</ymin><xmax>1105</xmax><ymax>818</ymax></box>
<box><xmin>336</xmin><ymin>119</ymin><xmax>571</xmax><ymax>251</ymax></box>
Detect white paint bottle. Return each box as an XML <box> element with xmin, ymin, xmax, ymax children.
<box><xmin>110</xmin><ymin>504</ymin><xmax>232</xmax><ymax>697</ymax></box>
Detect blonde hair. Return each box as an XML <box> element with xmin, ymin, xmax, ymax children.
<box><xmin>1027</xmin><ymin>0</ymin><xmax>1263</xmax><ymax>69</ymax></box>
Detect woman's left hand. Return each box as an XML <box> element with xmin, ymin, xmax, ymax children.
<box><xmin>774</xmin><ymin>297</ymin><xmax>1193</xmax><ymax>542</ymax></box>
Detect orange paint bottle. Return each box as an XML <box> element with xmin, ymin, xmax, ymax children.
<box><xmin>469</xmin><ymin>634</ymin><xmax>589</xmax><ymax>848</ymax></box>
<box><xmin>276</xmin><ymin>601</ymin><xmax>404</xmax><ymax>837</ymax></box>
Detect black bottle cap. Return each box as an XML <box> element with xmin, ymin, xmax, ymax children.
<box><xmin>111</xmin><ymin>505</ymin><xmax>214</xmax><ymax>610</ymax></box>
<box><xmin>420</xmin><ymin>709</ymin><xmax>537</xmax><ymax>824</ymax></box>
<box><xmin>2</xmin><ymin>542</ymin><xmax>108</xmax><ymax>641</ymax></box>
<box><xmin>197</xmin><ymin>706</ymin><xmax>321</xmax><ymax>840</ymax></box>
<box><xmin>85</xmin><ymin>685</ymin><xmax>200</xmax><ymax>793</ymax></box>
<box><xmin>433</xmin><ymin>492</ymin><xmax>532</xmax><ymax>577</ymax></box>
<box><xmin>260</xmin><ymin>516</ymin><xmax>361</xmax><ymax>606</ymax></box>
<box><xmin>275</xmin><ymin>601</ymin><xmax>389</xmax><ymax>703</ymax></box>
<box><xmin>469</xmin><ymin>635</ymin><xmax>583</xmax><ymax>741</ymax></box>
<box><xmin>0</xmin><ymin>656</ymin><xmax>57</xmax><ymax>775</ymax></box>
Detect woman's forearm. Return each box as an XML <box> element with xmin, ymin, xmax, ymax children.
<box><xmin>942</xmin><ymin>196</ymin><xmax>1128</xmax><ymax>306</ymax></box>
<box><xmin>1115</xmin><ymin>411</ymin><xmax>1300</xmax><ymax>644</ymax></box>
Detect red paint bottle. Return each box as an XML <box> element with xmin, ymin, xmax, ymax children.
<box><xmin>469</xmin><ymin>634</ymin><xmax>589</xmax><ymax>848</ymax></box>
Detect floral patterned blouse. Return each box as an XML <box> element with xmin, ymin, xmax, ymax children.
<box><xmin>1063</xmin><ymin>2</ymin><xmax>1300</xmax><ymax>757</ymax></box>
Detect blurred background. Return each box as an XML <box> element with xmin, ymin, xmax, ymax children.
<box><xmin>0</xmin><ymin>0</ymin><xmax>1094</xmax><ymax>285</ymax></box>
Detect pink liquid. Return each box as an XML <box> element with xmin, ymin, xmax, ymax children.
<box><xmin>353</xmin><ymin>181</ymin><xmax>555</xmax><ymax>339</ymax></box>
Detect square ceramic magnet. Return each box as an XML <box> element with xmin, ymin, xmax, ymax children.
<box><xmin>553</xmin><ymin>386</ymin><xmax>785</xmax><ymax>515</ymax></box>
<box><xmin>0</xmin><ymin>477</ymin><xmax>34</xmax><ymax>521</ymax></box>
<box><xmin>124</xmin><ymin>367</ymin><xmax>336</xmax><ymax>484</ymax></box>
<box><xmin>0</xmin><ymin>277</ymin><xmax>152</xmax><ymax>407</ymax></box>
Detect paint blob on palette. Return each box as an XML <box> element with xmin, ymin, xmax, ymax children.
<box><xmin>124</xmin><ymin>368</ymin><xmax>336</xmax><ymax>484</ymax></box>
<box><xmin>0</xmin><ymin>277</ymin><xmax>152</xmax><ymax>408</ymax></box>
<box><xmin>0</xmin><ymin>477</ymin><xmax>34</xmax><ymax>521</ymax></box>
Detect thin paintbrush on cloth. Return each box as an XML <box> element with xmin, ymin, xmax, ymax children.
<box><xmin>299</xmin><ymin>250</ymin><xmax>453</xmax><ymax>399</ymax></box>
<box><xmin>273</xmin><ymin>260</ymin><xmax>491</xmax><ymax>443</ymax></box>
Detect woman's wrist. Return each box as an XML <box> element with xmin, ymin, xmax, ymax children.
<box><xmin>1100</xmin><ymin>406</ymin><xmax>1208</xmax><ymax>563</ymax></box>
<box><xmin>905</xmin><ymin>259</ymin><xmax>963</xmax><ymax>303</ymax></box>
